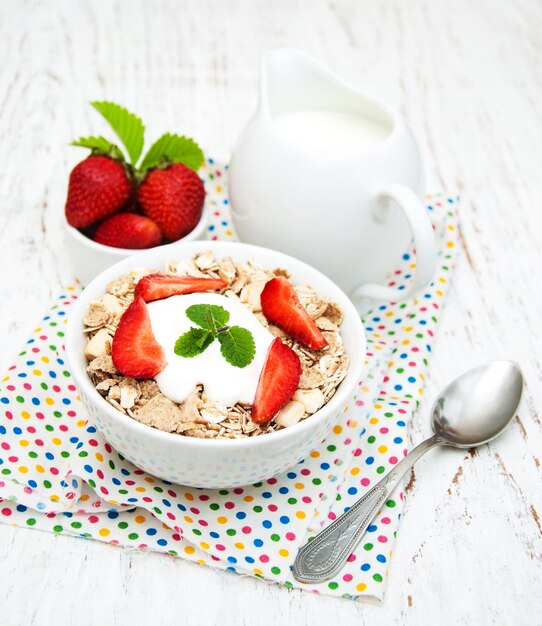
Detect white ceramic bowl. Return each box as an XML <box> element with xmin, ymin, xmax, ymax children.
<box><xmin>64</xmin><ymin>205</ymin><xmax>209</xmax><ymax>286</ymax></box>
<box><xmin>65</xmin><ymin>241</ymin><xmax>365</xmax><ymax>488</ymax></box>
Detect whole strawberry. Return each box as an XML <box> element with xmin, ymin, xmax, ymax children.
<box><xmin>138</xmin><ymin>163</ymin><xmax>205</xmax><ymax>241</ymax></box>
<box><xmin>66</xmin><ymin>101</ymin><xmax>204</xmax><ymax>248</ymax></box>
<box><xmin>93</xmin><ymin>213</ymin><xmax>162</xmax><ymax>249</ymax></box>
<box><xmin>65</xmin><ymin>155</ymin><xmax>132</xmax><ymax>228</ymax></box>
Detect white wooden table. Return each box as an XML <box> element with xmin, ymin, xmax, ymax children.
<box><xmin>1</xmin><ymin>1</ymin><xmax>541</xmax><ymax>624</ymax></box>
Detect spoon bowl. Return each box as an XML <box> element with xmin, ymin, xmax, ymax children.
<box><xmin>432</xmin><ymin>360</ymin><xmax>524</xmax><ymax>448</ymax></box>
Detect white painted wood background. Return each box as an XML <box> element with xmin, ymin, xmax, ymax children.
<box><xmin>1</xmin><ymin>0</ymin><xmax>541</xmax><ymax>624</ymax></box>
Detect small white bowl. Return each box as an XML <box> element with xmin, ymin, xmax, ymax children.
<box><xmin>64</xmin><ymin>204</ymin><xmax>209</xmax><ymax>286</ymax></box>
<box><xmin>65</xmin><ymin>241</ymin><xmax>365</xmax><ymax>488</ymax></box>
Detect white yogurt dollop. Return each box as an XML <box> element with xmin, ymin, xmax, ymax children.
<box><xmin>147</xmin><ymin>293</ymin><xmax>274</xmax><ymax>406</ymax></box>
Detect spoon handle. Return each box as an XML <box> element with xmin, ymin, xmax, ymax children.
<box><xmin>292</xmin><ymin>434</ymin><xmax>441</xmax><ymax>583</ymax></box>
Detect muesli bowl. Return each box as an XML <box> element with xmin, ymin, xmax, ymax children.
<box><xmin>66</xmin><ymin>241</ymin><xmax>365</xmax><ymax>488</ymax></box>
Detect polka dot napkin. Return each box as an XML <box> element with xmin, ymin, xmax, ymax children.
<box><xmin>0</xmin><ymin>159</ymin><xmax>459</xmax><ymax>602</ymax></box>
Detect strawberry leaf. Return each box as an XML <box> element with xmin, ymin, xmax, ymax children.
<box><xmin>91</xmin><ymin>101</ymin><xmax>145</xmax><ymax>166</ymax></box>
<box><xmin>139</xmin><ymin>133</ymin><xmax>204</xmax><ymax>172</ymax></box>
<box><xmin>218</xmin><ymin>326</ymin><xmax>255</xmax><ymax>368</ymax></box>
<box><xmin>71</xmin><ymin>136</ymin><xmax>124</xmax><ymax>161</ymax></box>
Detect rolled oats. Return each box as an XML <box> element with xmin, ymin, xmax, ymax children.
<box><xmin>323</xmin><ymin>301</ymin><xmax>344</xmax><ymax>325</ymax></box>
<box><xmin>218</xmin><ymin>256</ymin><xmax>236</xmax><ymax>283</ymax></box>
<box><xmin>119</xmin><ymin>379</ymin><xmax>140</xmax><ymax>410</ymax></box>
<box><xmin>101</xmin><ymin>293</ymin><xmax>125</xmax><ymax>317</ymax></box>
<box><xmin>95</xmin><ymin>378</ymin><xmax>120</xmax><ymax>393</ymax></box>
<box><xmin>83</xmin><ymin>301</ymin><xmax>109</xmax><ymax>328</ymax></box>
<box><xmin>87</xmin><ymin>355</ymin><xmax>117</xmax><ymax>379</ymax></box>
<box><xmin>272</xmin><ymin>267</ymin><xmax>291</xmax><ymax>279</ymax></box>
<box><xmin>315</xmin><ymin>316</ymin><xmax>339</xmax><ymax>332</ymax></box>
<box><xmin>134</xmin><ymin>395</ymin><xmax>189</xmax><ymax>433</ymax></box>
<box><xmin>240</xmin><ymin>280</ymin><xmax>267</xmax><ymax>312</ymax></box>
<box><xmin>194</xmin><ymin>250</ymin><xmax>217</xmax><ymax>271</ymax></box>
<box><xmin>174</xmin><ymin>258</ymin><xmax>206</xmax><ymax>277</ymax></box>
<box><xmin>299</xmin><ymin>367</ymin><xmax>325</xmax><ymax>390</ymax></box>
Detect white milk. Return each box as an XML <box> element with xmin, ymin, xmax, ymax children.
<box><xmin>273</xmin><ymin>110</ymin><xmax>390</xmax><ymax>153</ymax></box>
<box><xmin>147</xmin><ymin>293</ymin><xmax>273</xmax><ymax>406</ymax></box>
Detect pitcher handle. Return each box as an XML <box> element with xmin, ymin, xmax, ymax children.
<box><xmin>352</xmin><ymin>184</ymin><xmax>437</xmax><ymax>302</ymax></box>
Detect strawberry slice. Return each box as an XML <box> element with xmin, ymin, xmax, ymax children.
<box><xmin>134</xmin><ymin>273</ymin><xmax>228</xmax><ymax>302</ymax></box>
<box><xmin>260</xmin><ymin>277</ymin><xmax>328</xmax><ymax>350</ymax></box>
<box><xmin>111</xmin><ymin>297</ymin><xmax>166</xmax><ymax>378</ymax></box>
<box><xmin>252</xmin><ymin>337</ymin><xmax>302</xmax><ymax>424</ymax></box>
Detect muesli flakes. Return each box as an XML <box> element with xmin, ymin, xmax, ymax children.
<box><xmin>84</xmin><ymin>251</ymin><xmax>349</xmax><ymax>439</ymax></box>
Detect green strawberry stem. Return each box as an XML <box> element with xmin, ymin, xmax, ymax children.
<box><xmin>72</xmin><ymin>101</ymin><xmax>205</xmax><ymax>177</ymax></box>
<box><xmin>71</xmin><ymin>136</ymin><xmax>126</xmax><ymax>162</ymax></box>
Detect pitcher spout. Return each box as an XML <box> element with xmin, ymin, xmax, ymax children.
<box><xmin>260</xmin><ymin>48</ymin><xmax>342</xmax><ymax>121</ymax></box>
<box><xmin>260</xmin><ymin>48</ymin><xmax>384</xmax><ymax>126</ymax></box>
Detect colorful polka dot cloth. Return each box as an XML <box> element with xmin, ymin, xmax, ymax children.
<box><xmin>0</xmin><ymin>159</ymin><xmax>459</xmax><ymax>602</ymax></box>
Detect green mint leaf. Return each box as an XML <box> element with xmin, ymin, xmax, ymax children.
<box><xmin>71</xmin><ymin>136</ymin><xmax>124</xmax><ymax>160</ymax></box>
<box><xmin>139</xmin><ymin>133</ymin><xmax>204</xmax><ymax>172</ymax></box>
<box><xmin>174</xmin><ymin>327</ymin><xmax>214</xmax><ymax>358</ymax></box>
<box><xmin>91</xmin><ymin>101</ymin><xmax>145</xmax><ymax>166</ymax></box>
<box><xmin>218</xmin><ymin>326</ymin><xmax>255</xmax><ymax>368</ymax></box>
<box><xmin>186</xmin><ymin>304</ymin><xmax>229</xmax><ymax>333</ymax></box>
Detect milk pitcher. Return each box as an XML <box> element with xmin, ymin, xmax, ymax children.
<box><xmin>228</xmin><ymin>49</ymin><xmax>436</xmax><ymax>302</ymax></box>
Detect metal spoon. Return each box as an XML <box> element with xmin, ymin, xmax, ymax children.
<box><xmin>292</xmin><ymin>360</ymin><xmax>524</xmax><ymax>584</ymax></box>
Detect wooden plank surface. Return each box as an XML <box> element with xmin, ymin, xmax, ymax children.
<box><xmin>0</xmin><ymin>0</ymin><xmax>541</xmax><ymax>624</ymax></box>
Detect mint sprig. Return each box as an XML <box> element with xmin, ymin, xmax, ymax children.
<box><xmin>71</xmin><ymin>101</ymin><xmax>204</xmax><ymax>174</ymax></box>
<box><xmin>174</xmin><ymin>304</ymin><xmax>255</xmax><ymax>368</ymax></box>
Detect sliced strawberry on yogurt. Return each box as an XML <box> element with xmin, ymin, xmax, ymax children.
<box><xmin>111</xmin><ymin>296</ymin><xmax>166</xmax><ymax>378</ymax></box>
<box><xmin>260</xmin><ymin>277</ymin><xmax>328</xmax><ymax>350</ymax></box>
<box><xmin>134</xmin><ymin>273</ymin><xmax>228</xmax><ymax>302</ymax></box>
<box><xmin>252</xmin><ymin>337</ymin><xmax>302</xmax><ymax>424</ymax></box>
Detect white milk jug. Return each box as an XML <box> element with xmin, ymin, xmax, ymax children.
<box><xmin>228</xmin><ymin>49</ymin><xmax>437</xmax><ymax>302</ymax></box>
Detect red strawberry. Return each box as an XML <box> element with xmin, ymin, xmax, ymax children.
<box><xmin>252</xmin><ymin>338</ymin><xmax>302</xmax><ymax>424</ymax></box>
<box><xmin>134</xmin><ymin>273</ymin><xmax>228</xmax><ymax>302</ymax></box>
<box><xmin>111</xmin><ymin>297</ymin><xmax>166</xmax><ymax>378</ymax></box>
<box><xmin>137</xmin><ymin>163</ymin><xmax>205</xmax><ymax>241</ymax></box>
<box><xmin>92</xmin><ymin>213</ymin><xmax>162</xmax><ymax>249</ymax></box>
<box><xmin>65</xmin><ymin>156</ymin><xmax>132</xmax><ymax>228</ymax></box>
<box><xmin>260</xmin><ymin>277</ymin><xmax>328</xmax><ymax>350</ymax></box>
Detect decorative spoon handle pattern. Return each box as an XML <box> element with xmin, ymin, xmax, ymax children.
<box><xmin>293</xmin><ymin>435</ymin><xmax>441</xmax><ymax>583</ymax></box>
<box><xmin>292</xmin><ymin>484</ymin><xmax>388</xmax><ymax>583</ymax></box>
